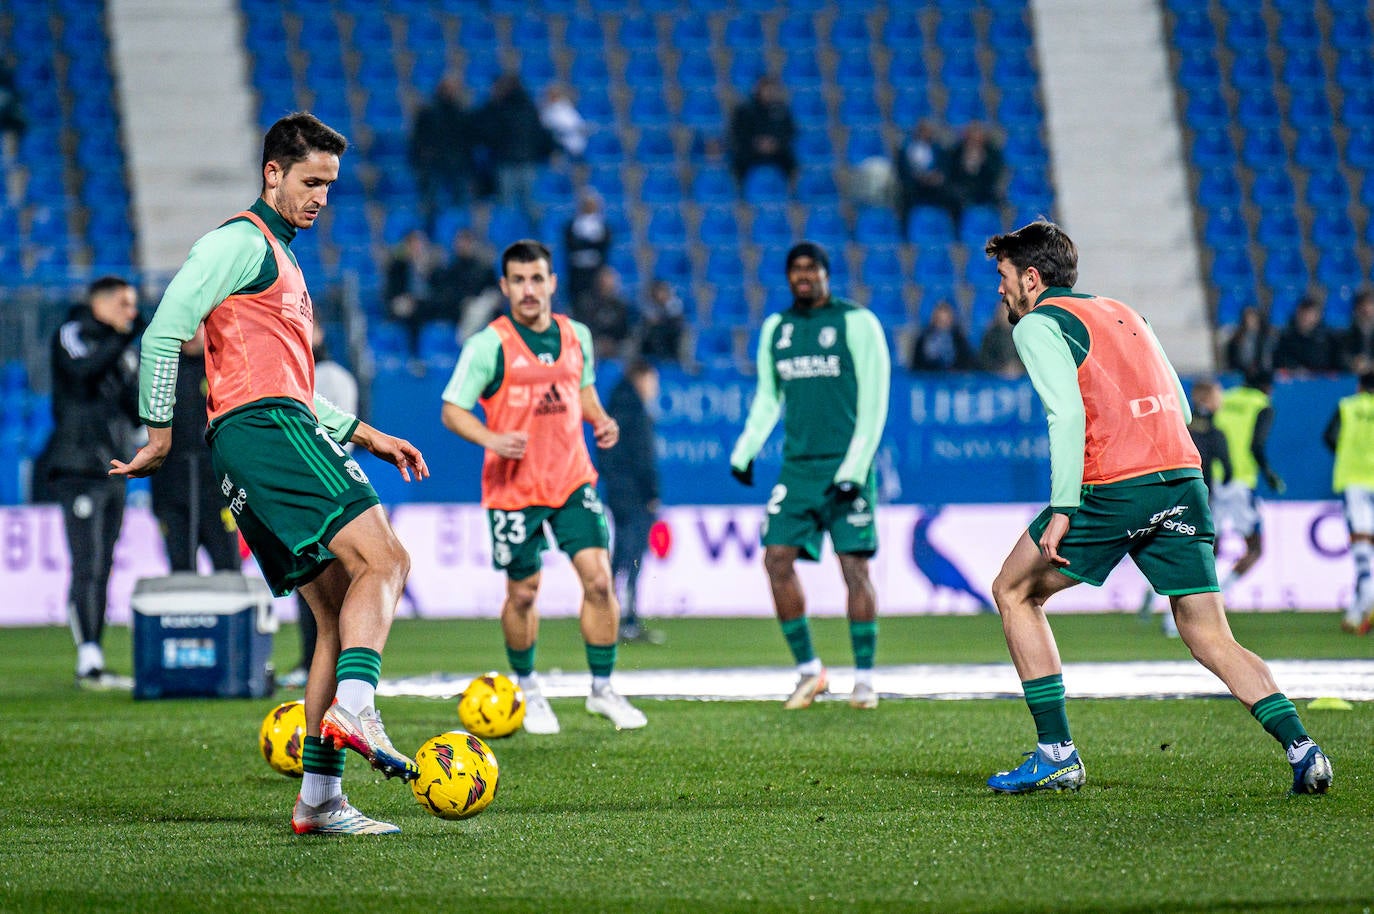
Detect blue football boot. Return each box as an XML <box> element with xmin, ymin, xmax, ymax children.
<box><xmin>988</xmin><ymin>746</ymin><xmax>1086</xmax><ymax>794</ymax></box>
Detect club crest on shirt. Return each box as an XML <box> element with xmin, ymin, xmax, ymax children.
<box><xmin>818</xmin><ymin>326</ymin><xmax>837</xmax><ymax>348</ymax></box>
<box><xmin>776</xmin><ymin>323</ymin><xmax>794</xmax><ymax>350</ymax></box>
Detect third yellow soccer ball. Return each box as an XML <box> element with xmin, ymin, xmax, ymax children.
<box><xmin>410</xmin><ymin>731</ymin><xmax>500</xmax><ymax>820</ymax></box>
<box><xmin>457</xmin><ymin>671</ymin><xmax>526</xmax><ymax>738</ymax></box>
<box><xmin>259</xmin><ymin>700</ymin><xmax>306</xmax><ymax>777</ymax></box>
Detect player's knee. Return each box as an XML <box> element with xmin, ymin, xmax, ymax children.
<box><xmin>506</xmin><ymin>577</ymin><xmax>539</xmax><ymax>614</ymax></box>
<box><xmin>763</xmin><ymin>550</ymin><xmax>794</xmax><ymax>581</ymax></box>
<box><xmin>582</xmin><ymin>570</ymin><xmax>613</xmax><ymax>607</ymax></box>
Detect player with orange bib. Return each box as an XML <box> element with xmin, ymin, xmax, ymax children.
<box><xmin>982</xmin><ymin>220</ymin><xmax>1331</xmax><ymax>796</ymax></box>
<box><xmin>441</xmin><ymin>239</ymin><xmax>647</xmax><ymax>733</ymax></box>
<box><xmin>112</xmin><ymin>113</ymin><xmax>428</xmax><ymax>836</ymax></box>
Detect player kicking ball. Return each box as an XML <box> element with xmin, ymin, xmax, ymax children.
<box><xmin>982</xmin><ymin>220</ymin><xmax>1331</xmax><ymax>796</ymax></box>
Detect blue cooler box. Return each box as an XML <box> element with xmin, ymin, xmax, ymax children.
<box><xmin>132</xmin><ymin>572</ymin><xmax>277</xmax><ymax>699</ymax></box>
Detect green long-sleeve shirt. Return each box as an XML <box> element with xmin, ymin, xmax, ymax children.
<box><xmin>1013</xmin><ymin>288</ymin><xmax>1190</xmax><ymax>512</ymax></box>
<box><xmin>138</xmin><ymin>199</ymin><xmax>357</xmax><ymax>442</ymax></box>
<box><xmin>731</xmin><ymin>296</ymin><xmax>890</xmax><ymax>484</ymax></box>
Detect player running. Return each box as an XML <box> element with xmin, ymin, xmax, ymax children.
<box><xmin>440</xmin><ymin>239</ymin><xmax>647</xmax><ymax>733</ymax></box>
<box><xmin>112</xmin><ymin>113</ymin><xmax>426</xmax><ymax>835</ymax></box>
<box><xmin>729</xmin><ymin>241</ymin><xmax>891</xmax><ymax>710</ymax></box>
<box><xmin>982</xmin><ymin>219</ymin><xmax>1331</xmax><ymax>796</ymax></box>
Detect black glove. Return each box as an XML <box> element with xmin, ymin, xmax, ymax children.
<box><xmin>731</xmin><ymin>461</ymin><xmax>754</xmax><ymax>487</ymax></box>
<box><xmin>827</xmin><ymin>481</ymin><xmax>861</xmax><ymax>503</ymax></box>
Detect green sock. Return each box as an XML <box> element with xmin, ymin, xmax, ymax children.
<box><xmin>302</xmin><ymin>735</ymin><xmax>345</xmax><ymax>777</ymax></box>
<box><xmin>1250</xmin><ymin>693</ymin><xmax>1308</xmax><ymax>748</ymax></box>
<box><xmin>586</xmin><ymin>641</ymin><xmax>616</xmax><ymax>678</ymax></box>
<box><xmin>1023</xmin><ymin>674</ymin><xmax>1072</xmax><ymax>745</ymax></box>
<box><xmin>506</xmin><ymin>644</ymin><xmax>536</xmax><ymax>678</ymax></box>
<box><xmin>849</xmin><ymin>620</ymin><xmax>877</xmax><ymax>670</ymax></box>
<box><xmin>335</xmin><ymin>647</ymin><xmax>381</xmax><ymax>687</ymax></box>
<box><xmin>780</xmin><ymin>617</ymin><xmax>816</xmax><ymax>665</ymax></box>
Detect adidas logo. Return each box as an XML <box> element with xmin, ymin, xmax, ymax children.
<box><xmin>534</xmin><ymin>384</ymin><xmax>567</xmax><ymax>416</ymax></box>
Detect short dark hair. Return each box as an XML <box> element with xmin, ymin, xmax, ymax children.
<box><xmin>261</xmin><ymin>112</ymin><xmax>347</xmax><ymax>175</ymax></box>
<box><xmin>87</xmin><ymin>275</ymin><xmax>132</xmax><ymax>300</ymax></box>
<box><xmin>501</xmin><ymin>239</ymin><xmax>553</xmax><ymax>276</ymax></box>
<box><xmin>984</xmin><ymin>219</ymin><xmax>1078</xmax><ymax>288</ymax></box>
<box><xmin>1359</xmin><ymin>371</ymin><xmax>1374</xmax><ymax>392</ymax></box>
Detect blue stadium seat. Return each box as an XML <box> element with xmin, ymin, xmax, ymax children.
<box><xmin>959</xmin><ymin>206</ymin><xmax>1005</xmax><ymax>248</ymax></box>
<box><xmin>584</xmin><ymin>130</ymin><xmax>624</xmax><ymax>162</ymax></box>
<box><xmin>1341</xmin><ymin>89</ymin><xmax>1374</xmax><ymax>127</ymax></box>
<box><xmin>998</xmin><ymin>87</ymin><xmax>1041</xmax><ymax>129</ymax></box>
<box><xmin>1310</xmin><ymin>208</ymin><xmax>1356</xmax><ymax>248</ymax></box>
<box><xmin>829</xmin><ymin>15</ymin><xmax>869</xmax><ymax>50</ymax></box>
<box><xmin>935</xmin><ymin>12</ymin><xmax>977</xmax><ymax>47</ymax></box>
<box><xmin>835</xmin><ymin>49</ymin><xmax>876</xmax><ymax>87</ymax></box>
<box><xmin>692</xmin><ymin>167</ymin><xmax>735</xmax><ymax>204</ymax></box>
<box><xmin>861</xmin><ymin>247</ymin><xmax>904</xmax><ymax>289</ymax></box>
<box><xmin>564</xmin><ymin>16</ymin><xmax>603</xmax><ymax>48</ymax></box>
<box><xmin>802</xmin><ymin>205</ymin><xmax>847</xmax><ymax>249</ymax></box>
<box><xmin>728</xmin><ymin>54</ymin><xmax>768</xmax><ymax>91</ymax></box>
<box><xmin>1287</xmin><ymin>86</ymin><xmax>1332</xmax><ymax>129</ymax></box>
<box><xmin>883</xmin><ymin>12</ymin><xmax>921</xmax><ymax>48</ymax></box>
<box><xmin>646</xmin><ymin>207</ymin><xmax>688</xmax><ymax>246</ymax></box>
<box><xmin>1335</xmin><ymin>49</ymin><xmax>1374</xmax><ymax>91</ymax></box>
<box><xmin>1305</xmin><ymin>169</ymin><xmax>1349</xmax><ymax>209</ymax></box>
<box><xmin>1175</xmin><ymin>47</ymin><xmax>1221</xmax><ymax>89</ymax></box>
<box><xmin>617</xmin><ymin>15</ymin><xmax>657</xmax><ymax>51</ymax></box>
<box><xmin>781</xmin><ymin>50</ymin><xmax>823</xmax><ymax>87</ymax></box>
<box><xmin>1196</xmin><ymin>165</ymin><xmax>1242</xmax><ymax>209</ymax></box>
<box><xmin>839</xmin><ymin>87</ymin><xmax>882</xmax><ymax>126</ymax></box>
<box><xmin>704</xmin><ymin>246</ymin><xmax>746</xmax><ymax>286</ymax></box>
<box><xmin>1241</xmin><ymin>127</ymin><xmax>1286</xmax><ymax>170</ymax></box>
<box><xmin>639</xmin><ymin>167</ymin><xmax>681</xmax><ymax>205</ymax></box>
<box><xmin>944</xmin><ymin>87</ymin><xmax>988</xmax><ymax>125</ymax></box>
<box><xmin>1203</xmin><ymin>207</ymin><xmax>1247</xmax><ymax>248</ymax></box>
<box><xmin>776</xmin><ymin>12</ymin><xmax>819</xmax><ymax>48</ymax></box>
<box><xmin>679</xmin><ymin>89</ymin><xmax>721</xmax><ymax>129</ymax></box>
<box><xmin>671</xmin><ymin>16</ymin><xmax>711</xmax><ymax>52</ymax></box>
<box><xmin>750</xmin><ymin>205</ymin><xmax>791</xmax><ymax>246</ymax></box>
<box><xmin>1293</xmin><ymin>125</ymin><xmax>1339</xmax><ymax>170</ymax></box>
<box><xmin>1215</xmin><ymin>287</ymin><xmax>1250</xmax><ymax>326</ymax></box>
<box><xmin>457</xmin><ymin>16</ymin><xmax>497</xmax><ymax>45</ymax></box>
<box><xmin>789</xmin><ymin>87</ymin><xmax>827</xmax><ymax>122</ymax></box>
<box><xmin>1331</xmin><ymin>8</ymin><xmax>1373</xmax><ymax>51</ymax></box>
<box><xmin>907</xmin><ymin>206</ymin><xmax>955</xmax><ymax>245</ymax></box>
<box><xmin>891</xmin><ymin>85</ymin><xmax>933</xmax><ymax>126</ymax></box>
<box><xmin>1281</xmin><ymin>48</ymin><xmax>1324</xmax><ymax>85</ymax></box>
<box><xmin>636</xmin><ymin>128</ymin><xmax>676</xmax><ymax>165</ymax></box>
<box><xmin>855</xmin><ymin>207</ymin><xmax>903</xmax><ymax>245</ymax></box>
<box><xmin>653</xmin><ymin>248</ymin><xmax>693</xmax><ymax>284</ymax></box>
<box><xmin>1234</xmin><ymin>89</ymin><xmax>1280</xmax><ymax>130</ymax></box>
<box><xmin>865</xmin><ymin>285</ymin><xmax>909</xmax><ymax>324</ymax></box>
<box><xmin>1254</xmin><ymin>205</ymin><xmax>1300</xmax><ymax>248</ymax></box>
<box><xmin>941</xmin><ymin>50</ymin><xmax>982</xmax><ymax>92</ymax></box>
<box><xmin>1262</xmin><ymin>245</ymin><xmax>1308</xmax><ymax>288</ymax></box>
<box><xmin>694</xmin><ymin>326</ymin><xmax>737</xmax><ymax>367</ymax></box>
<box><xmin>742</xmin><ymin>167</ymin><xmax>789</xmax><ymax>203</ymax></box>
<box><xmin>624</xmin><ymin>50</ymin><xmax>665</xmax><ymax>84</ymax></box>
<box><xmin>677</xmin><ymin>52</ymin><xmax>718</xmax><ymax>91</ymax></box>
<box><xmin>796</xmin><ymin>166</ymin><xmax>839</xmax><ymax>202</ymax></box>
<box><xmin>1184</xmin><ymin>87</ymin><xmax>1229</xmax><ymax>130</ymax></box>
<box><xmin>1210</xmin><ymin>246</ymin><xmax>1255</xmax><ymax>291</ymax></box>
<box><xmin>570</xmin><ymin>50</ymin><xmax>611</xmax><ymax>87</ymax></box>
<box><xmin>723</xmin><ymin>15</ymin><xmax>764</xmax><ymax>50</ymax></box>
<box><xmin>845</xmin><ymin>128</ymin><xmax>886</xmax><ymax>165</ymax></box>
<box><xmin>1276</xmin><ymin>10</ymin><xmax>1321</xmax><ymax>51</ymax></box>
<box><xmin>698</xmin><ymin>207</ymin><xmax>740</xmax><ymax>247</ymax></box>
<box><xmin>1348</xmin><ymin>125</ymin><xmax>1374</xmax><ymax>170</ymax></box>
<box><xmin>1316</xmin><ymin>246</ymin><xmax>1363</xmax><ymax>293</ymax></box>
<box><xmin>1249</xmin><ymin>166</ymin><xmax>1294</xmax><ymax>208</ymax></box>
<box><xmin>630</xmin><ymin>88</ymin><xmax>673</xmax><ymax>128</ymax></box>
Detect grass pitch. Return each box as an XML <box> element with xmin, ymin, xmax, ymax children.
<box><xmin>1</xmin><ymin>614</ymin><xmax>1369</xmax><ymax>913</ymax></box>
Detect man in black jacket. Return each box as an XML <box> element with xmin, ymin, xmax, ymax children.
<box><xmin>149</xmin><ymin>324</ymin><xmax>240</xmax><ymax>573</ymax></box>
<box><xmin>599</xmin><ymin>360</ymin><xmax>663</xmax><ymax>643</ymax></box>
<box><xmin>41</xmin><ymin>276</ymin><xmax>141</xmax><ymax>688</ymax></box>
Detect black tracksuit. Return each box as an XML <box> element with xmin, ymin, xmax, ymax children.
<box><xmin>599</xmin><ymin>377</ymin><xmax>660</xmax><ymax>623</ymax></box>
<box><xmin>40</xmin><ymin>306</ymin><xmax>140</xmax><ymax>648</ymax></box>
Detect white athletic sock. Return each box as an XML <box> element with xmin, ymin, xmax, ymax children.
<box><xmin>76</xmin><ymin>642</ymin><xmax>104</xmax><ymax>676</ymax></box>
<box><xmin>1286</xmin><ymin>737</ymin><xmax>1315</xmax><ymax>764</ymax></box>
<box><xmin>853</xmin><ymin>669</ymin><xmax>873</xmax><ymax>689</ymax></box>
<box><xmin>798</xmin><ymin>657</ymin><xmax>824</xmax><ymax>677</ymax></box>
<box><xmin>591</xmin><ymin>675</ymin><xmax>611</xmax><ymax>694</ymax></box>
<box><xmin>1038</xmin><ymin>740</ymin><xmax>1076</xmax><ymax>763</ymax></box>
<box><xmin>519</xmin><ymin>672</ymin><xmax>543</xmax><ymax>693</ymax></box>
<box><xmin>300</xmin><ymin>773</ymin><xmax>342</xmax><ymax>807</ymax></box>
<box><xmin>1352</xmin><ymin>542</ymin><xmax>1374</xmax><ymax>617</ymax></box>
<box><xmin>333</xmin><ymin>680</ymin><xmax>374</xmax><ymax>715</ymax></box>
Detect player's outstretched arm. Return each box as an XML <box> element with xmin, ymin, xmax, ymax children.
<box><xmin>109</xmin><ymin>426</ymin><xmax>172</xmax><ymax>478</ymax></box>
<box><xmin>352</xmin><ymin>421</ymin><xmax>429</xmax><ymax>482</ymax></box>
<box><xmin>441</xmin><ymin>401</ymin><xmax>527</xmax><ymax>459</ymax></box>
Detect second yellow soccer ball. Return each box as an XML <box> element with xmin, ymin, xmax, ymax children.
<box><xmin>457</xmin><ymin>671</ymin><xmax>526</xmax><ymax>738</ymax></box>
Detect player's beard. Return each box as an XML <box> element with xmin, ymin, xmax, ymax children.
<box><xmin>1005</xmin><ymin>289</ymin><xmax>1032</xmax><ymax>325</ymax></box>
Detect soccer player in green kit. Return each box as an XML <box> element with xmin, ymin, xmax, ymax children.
<box><xmin>730</xmin><ymin>242</ymin><xmax>891</xmax><ymax>709</ymax></box>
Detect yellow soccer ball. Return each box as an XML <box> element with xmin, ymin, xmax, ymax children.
<box><xmin>259</xmin><ymin>700</ymin><xmax>306</xmax><ymax>778</ymax></box>
<box><xmin>410</xmin><ymin>731</ymin><xmax>500</xmax><ymax>820</ymax></box>
<box><xmin>457</xmin><ymin>671</ymin><xmax>526</xmax><ymax>739</ymax></box>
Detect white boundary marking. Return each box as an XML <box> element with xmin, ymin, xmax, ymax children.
<box><xmin>380</xmin><ymin>659</ymin><xmax>1374</xmax><ymax>702</ymax></box>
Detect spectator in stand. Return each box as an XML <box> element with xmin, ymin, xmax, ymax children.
<box><xmin>0</xmin><ymin>54</ymin><xmax>25</xmax><ymax>159</ymax></box>
<box><xmin>893</xmin><ymin>119</ymin><xmax>950</xmax><ymax>230</ymax></box>
<box><xmin>1338</xmin><ymin>289</ymin><xmax>1374</xmax><ymax>375</ymax></box>
<box><xmin>409</xmin><ymin>75</ymin><xmax>472</xmax><ymax>231</ymax></box>
<box><xmin>384</xmin><ymin>229</ymin><xmax>440</xmax><ymax>356</ymax></box>
<box><xmin>908</xmin><ymin>301</ymin><xmax>978</xmax><ymax>371</ymax></box>
<box><xmin>432</xmin><ymin>228</ymin><xmax>502</xmax><ymax>341</ymax></box>
<box><xmin>563</xmin><ymin>187</ymin><xmax>611</xmax><ymax>309</ymax></box>
<box><xmin>635</xmin><ymin>278</ymin><xmax>691</xmax><ymax>367</ymax></box>
<box><xmin>943</xmin><ymin>122</ymin><xmax>1006</xmax><ymax>227</ymax></box>
<box><xmin>574</xmin><ymin>265</ymin><xmax>634</xmax><ymax>361</ymax></box>
<box><xmin>1223</xmin><ymin>305</ymin><xmax>1275</xmax><ymax>376</ymax></box>
<box><xmin>476</xmin><ymin>72</ymin><xmax>555</xmax><ymax>229</ymax></box>
<box><xmin>1273</xmin><ymin>294</ymin><xmax>1338</xmax><ymax>374</ymax></box>
<box><xmin>977</xmin><ymin>306</ymin><xmax>1023</xmax><ymax>378</ymax></box>
<box><xmin>727</xmin><ymin>75</ymin><xmax>797</xmax><ymax>188</ymax></box>
<box><xmin>539</xmin><ymin>83</ymin><xmax>588</xmax><ymax>163</ymax></box>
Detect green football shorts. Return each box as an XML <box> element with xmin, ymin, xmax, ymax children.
<box><xmin>761</xmin><ymin>460</ymin><xmax>878</xmax><ymax>561</ymax></box>
<box><xmin>209</xmin><ymin>401</ymin><xmax>379</xmax><ymax>596</ymax></box>
<box><xmin>486</xmin><ymin>483</ymin><xmax>610</xmax><ymax>580</ymax></box>
<box><xmin>1028</xmin><ymin>474</ymin><xmax>1219</xmax><ymax>594</ymax></box>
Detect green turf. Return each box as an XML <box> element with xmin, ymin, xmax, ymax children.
<box><xmin>2</xmin><ymin>615</ymin><xmax>1368</xmax><ymax>913</ymax></box>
